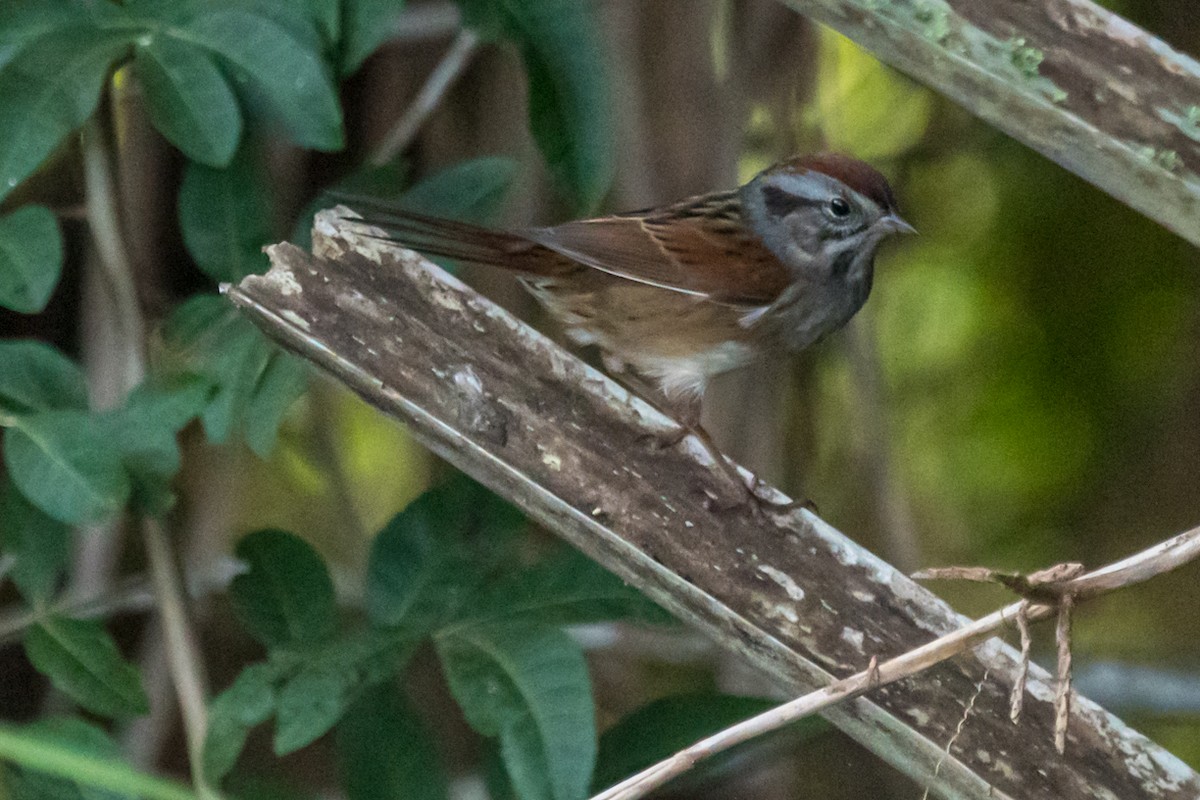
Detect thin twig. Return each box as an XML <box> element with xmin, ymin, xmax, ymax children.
<box><xmin>72</xmin><ymin>115</ymin><xmax>143</xmax><ymax>628</ymax></box>
<box><xmin>369</xmin><ymin>28</ymin><xmax>481</xmax><ymax>166</ymax></box>
<box><xmin>0</xmin><ymin>561</ymin><xmax>242</xmax><ymax>645</ymax></box>
<box><xmin>81</xmin><ymin>115</ymin><xmax>146</xmax><ymax>390</ymax></box>
<box><xmin>588</xmin><ymin>522</ymin><xmax>1200</xmax><ymax>800</ymax></box>
<box><xmin>81</xmin><ymin>110</ymin><xmax>219</xmax><ymax>800</ymax></box>
<box><xmin>391</xmin><ymin>2</ymin><xmax>461</xmax><ymax>43</ymax></box>
<box><xmin>142</xmin><ymin>520</ymin><xmax>218</xmax><ymax>800</ymax></box>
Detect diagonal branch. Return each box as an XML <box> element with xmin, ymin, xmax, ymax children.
<box><xmin>224</xmin><ymin>210</ymin><xmax>1200</xmax><ymax>800</ymax></box>
<box><xmin>780</xmin><ymin>0</ymin><xmax>1200</xmax><ymax>248</ymax></box>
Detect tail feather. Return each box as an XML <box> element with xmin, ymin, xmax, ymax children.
<box><xmin>332</xmin><ymin>193</ymin><xmax>561</xmax><ymax>275</ymax></box>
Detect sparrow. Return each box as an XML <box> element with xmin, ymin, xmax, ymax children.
<box><xmin>344</xmin><ymin>153</ymin><xmax>913</xmax><ymax>509</ymax></box>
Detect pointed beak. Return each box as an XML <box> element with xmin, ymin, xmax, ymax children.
<box><xmin>880</xmin><ymin>214</ymin><xmax>917</xmax><ymax>236</ymax></box>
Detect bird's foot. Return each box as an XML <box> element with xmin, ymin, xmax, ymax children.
<box><xmin>704</xmin><ymin>473</ymin><xmax>817</xmax><ymax>519</ymax></box>
<box><xmin>642</xmin><ymin>419</ymin><xmax>817</xmax><ymax>519</ymax></box>
<box><xmin>637</xmin><ymin>423</ymin><xmax>691</xmax><ymax>450</ymax></box>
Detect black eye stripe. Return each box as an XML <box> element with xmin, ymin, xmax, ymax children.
<box><xmin>762</xmin><ymin>186</ymin><xmax>862</xmax><ymax>221</ymax></box>
<box><xmin>762</xmin><ymin>185</ymin><xmax>822</xmax><ymax>218</ymax></box>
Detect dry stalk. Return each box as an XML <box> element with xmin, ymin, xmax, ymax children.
<box><xmin>1010</xmin><ymin>602</ymin><xmax>1032</xmax><ymax>724</ymax></box>
<box><xmin>1055</xmin><ymin>595</ymin><xmax>1076</xmax><ymax>754</ymax></box>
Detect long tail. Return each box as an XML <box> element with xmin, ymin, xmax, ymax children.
<box><xmin>333</xmin><ymin>194</ymin><xmax>559</xmax><ymax>275</ymax></box>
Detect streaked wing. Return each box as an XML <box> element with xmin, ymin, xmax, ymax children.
<box><xmin>337</xmin><ymin>190</ymin><xmax>790</xmax><ymax>305</ymax></box>
<box><xmin>522</xmin><ymin>192</ymin><xmax>790</xmax><ymax>306</ymax></box>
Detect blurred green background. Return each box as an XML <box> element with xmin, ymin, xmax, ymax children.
<box><xmin>1</xmin><ymin>0</ymin><xmax>1198</xmax><ymax>797</ymax></box>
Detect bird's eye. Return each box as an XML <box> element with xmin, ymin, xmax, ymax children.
<box><xmin>828</xmin><ymin>197</ymin><xmax>852</xmax><ymax>218</ymax></box>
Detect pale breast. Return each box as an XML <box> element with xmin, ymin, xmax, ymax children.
<box><xmin>519</xmin><ymin>275</ymin><xmax>759</xmax><ymax>402</ymax></box>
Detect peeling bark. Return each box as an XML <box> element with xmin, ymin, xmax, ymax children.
<box><xmin>226</xmin><ymin>211</ymin><xmax>1200</xmax><ymax>800</ymax></box>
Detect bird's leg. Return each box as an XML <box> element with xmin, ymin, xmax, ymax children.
<box><xmin>601</xmin><ymin>364</ymin><xmax>697</xmax><ymax>449</ymax></box>
<box><xmin>684</xmin><ymin>419</ymin><xmax>813</xmax><ymax>516</ymax></box>
<box><xmin>607</xmin><ymin>366</ymin><xmax>810</xmax><ymax>514</ymax></box>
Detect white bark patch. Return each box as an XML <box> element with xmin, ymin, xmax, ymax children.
<box><xmin>770</xmin><ymin>603</ymin><xmax>799</xmax><ymax>624</ymax></box>
<box><xmin>430</xmin><ymin>286</ymin><xmax>465</xmax><ymax>312</ymax></box>
<box><xmin>757</xmin><ymin>565</ymin><xmax>805</xmax><ymax>601</ymax></box>
<box><xmin>281</xmin><ymin>310</ymin><xmax>310</xmax><ymax>330</ymax></box>
<box><xmin>452</xmin><ymin>366</ymin><xmax>484</xmax><ymax>397</ymax></box>
<box><xmin>906</xmin><ymin>707</ymin><xmax>930</xmax><ymax>727</ymax></box>
<box><xmin>275</xmin><ymin>269</ymin><xmax>303</xmax><ymax>296</ymax></box>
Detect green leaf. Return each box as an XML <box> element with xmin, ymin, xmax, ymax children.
<box><xmin>179</xmin><ymin>9</ymin><xmax>344</xmax><ymax>151</ymax></box>
<box><xmin>366</xmin><ymin>500</ymin><xmax>471</xmax><ymax>630</ymax></box>
<box><xmin>398</xmin><ymin>156</ymin><xmax>516</xmax><ymax>222</ymax></box>
<box><xmin>24</xmin><ymin>616</ymin><xmax>149</xmax><ymax>718</ymax></box>
<box><xmin>242</xmin><ymin>352</ymin><xmax>307</xmax><ymax>457</ymax></box>
<box><xmin>178</xmin><ymin>146</ymin><xmax>271</xmax><ymax>281</ymax></box>
<box><xmin>306</xmin><ymin>0</ymin><xmax>340</xmax><ymax>48</ymax></box>
<box><xmin>133</xmin><ymin>36</ymin><xmax>241</xmax><ymax>167</ymax></box>
<box><xmin>273</xmin><ymin>630</ymin><xmax>413</xmax><ymax>754</ymax></box>
<box><xmin>0</xmin><ymin>204</ymin><xmax>63</xmax><ymax>313</ymax></box>
<box><xmin>161</xmin><ymin>296</ymin><xmax>262</xmax><ymax>441</ymax></box>
<box><xmin>340</xmin><ymin>0</ymin><xmax>406</xmax><ymax>76</ymax></box>
<box><xmin>366</xmin><ymin>474</ymin><xmax>521</xmax><ymax>629</ymax></box>
<box><xmin>230</xmin><ymin>529</ymin><xmax>336</xmax><ymax>648</ymax></box>
<box><xmin>4</xmin><ymin>411</ymin><xmax>130</xmax><ymax>525</ymax></box>
<box><xmin>463</xmin><ymin>1</ymin><xmax>612</xmax><ymax>212</ymax></box>
<box><xmin>0</xmin><ymin>26</ymin><xmax>133</xmax><ymax>203</ymax></box>
<box><xmin>203</xmin><ymin>663</ymin><xmax>276</xmax><ymax>783</ymax></box>
<box><xmin>291</xmin><ymin>159</ymin><xmax>408</xmax><ymax>250</ymax></box>
<box><xmin>0</xmin><ymin>340</ymin><xmax>88</xmax><ymax>417</ymax></box>
<box><xmin>464</xmin><ymin>550</ymin><xmax>667</xmax><ymax>627</ymax></box>
<box><xmin>97</xmin><ymin>377</ymin><xmax>212</xmax><ymax>515</ymax></box>
<box><xmin>592</xmin><ymin>694</ymin><xmax>827</xmax><ymax>791</ymax></box>
<box><xmin>437</xmin><ymin>622</ymin><xmax>595</xmax><ymax>800</ymax></box>
<box><xmin>482</xmin><ymin>741</ymin><xmax>518</xmax><ymax>800</ymax></box>
<box><xmin>0</xmin><ymin>476</ymin><xmax>71</xmax><ymax>603</ymax></box>
<box><xmin>0</xmin><ymin>718</ymin><xmax>193</xmax><ymax>800</ymax></box>
<box><xmin>457</xmin><ymin>0</ymin><xmax>504</xmax><ymax>37</ymax></box>
<box><xmin>0</xmin><ymin>2</ymin><xmax>91</xmax><ymax>72</ymax></box>
<box><xmin>160</xmin><ymin>295</ymin><xmax>306</xmax><ymax>454</ymax></box>
<box><xmin>335</xmin><ymin>687</ymin><xmax>448</xmax><ymax>800</ymax></box>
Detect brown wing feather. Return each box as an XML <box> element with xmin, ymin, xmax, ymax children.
<box><xmin>341</xmin><ymin>190</ymin><xmax>789</xmax><ymax>305</ymax></box>
<box><xmin>521</xmin><ymin>192</ymin><xmax>789</xmax><ymax>306</ymax></box>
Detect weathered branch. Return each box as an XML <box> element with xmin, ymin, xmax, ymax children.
<box><xmin>780</xmin><ymin>0</ymin><xmax>1200</xmax><ymax>248</ymax></box>
<box><xmin>592</xmin><ymin>526</ymin><xmax>1200</xmax><ymax>800</ymax></box>
<box><xmin>225</xmin><ymin>211</ymin><xmax>1200</xmax><ymax>800</ymax></box>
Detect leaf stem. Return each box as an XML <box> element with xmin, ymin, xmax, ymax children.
<box><xmin>0</xmin><ymin>723</ymin><xmax>197</xmax><ymax>800</ymax></box>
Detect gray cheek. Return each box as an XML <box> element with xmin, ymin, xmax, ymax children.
<box><xmin>788</xmin><ymin>210</ymin><xmax>826</xmax><ymax>253</ymax></box>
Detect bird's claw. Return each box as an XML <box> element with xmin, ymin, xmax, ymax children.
<box><xmin>703</xmin><ymin>474</ymin><xmax>817</xmax><ymax>519</ymax></box>
<box><xmin>637</xmin><ymin>424</ymin><xmax>691</xmax><ymax>451</ymax></box>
